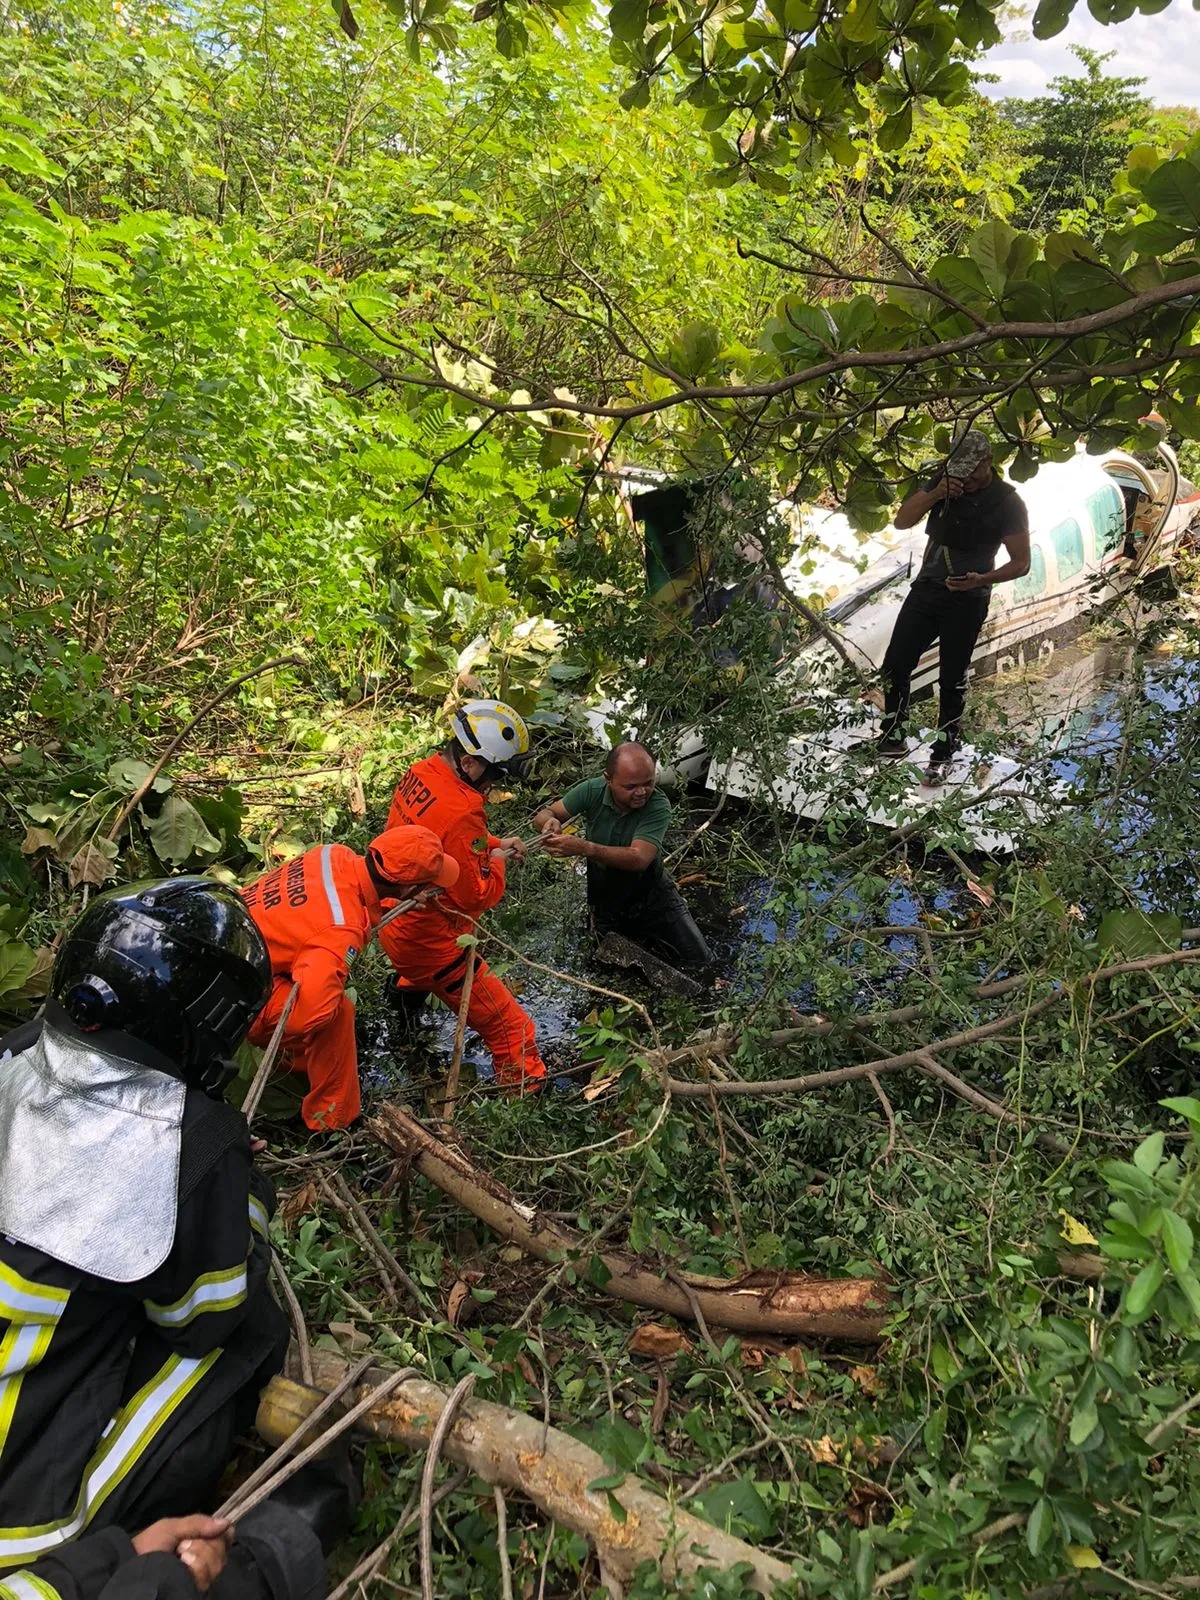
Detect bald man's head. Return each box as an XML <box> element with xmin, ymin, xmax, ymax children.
<box><xmin>604</xmin><ymin>742</ymin><xmax>657</xmax><ymax>811</ymax></box>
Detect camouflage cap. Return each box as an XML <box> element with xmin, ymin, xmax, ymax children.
<box><xmin>944</xmin><ymin>429</ymin><xmax>993</xmax><ymax>480</ymax></box>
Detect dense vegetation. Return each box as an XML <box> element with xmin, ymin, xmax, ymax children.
<box><xmin>3</xmin><ymin>1</ymin><xmax>1200</xmax><ymax>1596</ymax></box>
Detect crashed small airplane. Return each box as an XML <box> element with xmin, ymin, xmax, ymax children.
<box><xmin>588</xmin><ymin>438</ymin><xmax>1200</xmax><ymax>852</ymax></box>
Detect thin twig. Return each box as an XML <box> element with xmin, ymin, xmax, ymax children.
<box><xmin>222</xmin><ymin>1367</ymin><xmax>417</xmax><ymax>1524</ymax></box>
<box><xmin>105</xmin><ymin>656</ymin><xmax>302</xmax><ymax>842</ymax></box>
<box><xmin>535</xmin><ymin>1522</ymin><xmax>556</xmax><ymax>1600</ymax></box>
<box><xmin>493</xmin><ymin>1487</ymin><xmax>513</xmax><ymax>1600</ymax></box>
<box><xmin>217</xmin><ymin>1354</ymin><xmax>377</xmax><ymax>1518</ymax></box>
<box><xmin>326</xmin><ymin>1471</ymin><xmax>469</xmax><ymax>1600</ymax></box>
<box><xmin>443</xmin><ymin>944</ymin><xmax>477</xmax><ymax>1123</ymax></box>
<box><xmin>868</xmin><ymin>1072</ymin><xmax>897</xmax><ymax>1164</ymax></box>
<box><xmin>329</xmin><ymin>1172</ymin><xmax>427</xmax><ymax>1310</ymax></box>
<box><xmin>419</xmin><ymin>1375</ymin><xmax>477</xmax><ymax>1600</ymax></box>
<box><xmin>270</xmin><ymin>1252</ymin><xmax>314</xmax><ymax>1387</ymax></box>
<box><xmin>1146</xmin><ymin>1390</ymin><xmax>1200</xmax><ymax>1449</ymax></box>
<box><xmin>244</xmin><ymin>983</ymin><xmax>301</xmax><ymax>1126</ymax></box>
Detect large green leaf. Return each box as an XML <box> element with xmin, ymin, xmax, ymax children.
<box><xmin>966</xmin><ymin>218</ymin><xmax>1018</xmax><ymax>294</ymax></box>
<box><xmin>144</xmin><ymin>793</ymin><xmax>221</xmax><ymax>865</ymax></box>
<box><xmin>109</xmin><ymin>757</ymin><xmax>173</xmax><ymax>796</ymax></box>
<box><xmin>690</xmin><ymin>1476</ymin><xmax>775</xmax><ymax>1537</ymax></box>
<box><xmin>1096</xmin><ymin>909</ymin><xmax>1183</xmax><ymax>958</ymax></box>
<box><xmin>0</xmin><ymin>938</ymin><xmax>37</xmax><ymax>999</ymax></box>
<box><xmin>1141</xmin><ymin>159</ymin><xmax>1200</xmax><ymax>231</ymax></box>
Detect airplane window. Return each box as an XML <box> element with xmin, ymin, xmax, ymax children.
<box><xmin>1012</xmin><ymin>545</ymin><xmax>1046</xmax><ymax>603</ymax></box>
<box><xmin>1087</xmin><ymin>485</ymin><xmax>1126</xmax><ymax>558</ymax></box>
<box><xmin>1052</xmin><ymin>517</ymin><xmax>1085</xmax><ymax>581</ymax></box>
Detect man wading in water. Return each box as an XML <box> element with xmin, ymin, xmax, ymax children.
<box><xmin>877</xmin><ymin>430</ymin><xmax>1030</xmax><ymax>783</ymax></box>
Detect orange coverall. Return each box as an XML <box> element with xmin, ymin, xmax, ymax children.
<box><xmin>243</xmin><ymin>843</ymin><xmax>379</xmax><ymax>1129</ymax></box>
<box><xmin>379</xmin><ymin>754</ymin><xmax>546</xmax><ymax>1090</ymax></box>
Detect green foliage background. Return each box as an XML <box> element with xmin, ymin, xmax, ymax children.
<box><xmin>3</xmin><ymin>3</ymin><xmax>1200</xmax><ymax>1597</ymax></box>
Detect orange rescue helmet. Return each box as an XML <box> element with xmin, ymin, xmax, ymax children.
<box><xmin>367</xmin><ymin>826</ymin><xmax>460</xmax><ymax>894</ymax></box>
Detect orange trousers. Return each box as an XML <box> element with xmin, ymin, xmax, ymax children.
<box><xmin>248</xmin><ymin>984</ymin><xmax>361</xmax><ymax>1130</ymax></box>
<box><xmin>379</xmin><ymin>927</ymin><xmax>546</xmax><ymax>1091</ymax></box>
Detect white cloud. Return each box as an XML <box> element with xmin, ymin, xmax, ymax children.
<box><xmin>978</xmin><ymin>4</ymin><xmax>1200</xmax><ymax>108</ymax></box>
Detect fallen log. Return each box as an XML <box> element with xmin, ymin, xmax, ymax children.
<box><xmin>258</xmin><ymin>1354</ymin><xmax>797</xmax><ymax>1596</ymax></box>
<box><xmin>369</xmin><ymin>1103</ymin><xmax>890</xmax><ymax>1341</ymax></box>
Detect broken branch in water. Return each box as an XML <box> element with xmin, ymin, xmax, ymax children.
<box><xmin>369</xmin><ymin>1103</ymin><xmax>890</xmax><ymax>1340</ymax></box>
<box><xmin>659</xmin><ymin>948</ymin><xmax>1200</xmax><ymax>1102</ymax></box>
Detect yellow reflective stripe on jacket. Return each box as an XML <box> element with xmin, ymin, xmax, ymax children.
<box><xmin>0</xmin><ymin>1571</ymin><xmax>62</xmax><ymax>1600</ymax></box>
<box><xmin>0</xmin><ymin>1349</ymin><xmax>221</xmax><ymax>1568</ymax></box>
<box><xmin>248</xmin><ymin>1194</ymin><xmax>269</xmax><ymax>1242</ymax></box>
<box><xmin>144</xmin><ymin>1265</ymin><xmax>247</xmax><ymax>1329</ymax></box>
<box><xmin>0</xmin><ymin>1264</ymin><xmax>68</xmax><ymax>1325</ymax></box>
<box><xmin>0</xmin><ymin>1266</ymin><xmax>69</xmax><ymax>1471</ymax></box>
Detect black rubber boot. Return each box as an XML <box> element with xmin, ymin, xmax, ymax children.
<box><xmin>383</xmin><ymin>976</ymin><xmax>431</xmax><ymax>1029</ymax></box>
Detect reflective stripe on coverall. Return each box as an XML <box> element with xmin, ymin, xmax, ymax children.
<box><xmin>242</xmin><ymin>844</ymin><xmax>379</xmax><ymax>1129</ymax></box>
<box><xmin>0</xmin><ymin>1016</ymin><xmax>287</xmax><ymax>1567</ymax></box>
<box><xmin>380</xmin><ymin>755</ymin><xmax>546</xmax><ymax>1089</ymax></box>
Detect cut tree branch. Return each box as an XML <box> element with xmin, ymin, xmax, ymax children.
<box><xmin>369</xmin><ymin>1103</ymin><xmax>890</xmax><ymax>1340</ymax></box>
<box><xmin>260</xmin><ymin>1355</ymin><xmax>797</xmax><ymax>1596</ymax></box>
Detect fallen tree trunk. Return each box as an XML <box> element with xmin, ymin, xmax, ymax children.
<box><xmin>370</xmin><ymin>1103</ymin><xmax>890</xmax><ymax>1341</ymax></box>
<box><xmin>259</xmin><ymin>1354</ymin><xmax>797</xmax><ymax>1596</ymax></box>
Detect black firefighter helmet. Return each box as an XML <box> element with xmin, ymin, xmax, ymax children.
<box><xmin>52</xmin><ymin>877</ymin><xmax>271</xmax><ymax>1090</ymax></box>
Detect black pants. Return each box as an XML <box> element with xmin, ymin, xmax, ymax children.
<box><xmin>881</xmin><ymin>583</ymin><xmax>990</xmax><ymax>750</ymax></box>
<box><xmin>592</xmin><ymin>877</ymin><xmax>711</xmax><ymax>968</ymax></box>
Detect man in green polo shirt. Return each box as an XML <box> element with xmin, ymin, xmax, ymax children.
<box><xmin>534</xmin><ymin>741</ymin><xmax>711</xmax><ymax>968</ymax></box>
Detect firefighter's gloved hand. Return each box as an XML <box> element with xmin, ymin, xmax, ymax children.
<box><xmin>133</xmin><ymin>1516</ymin><xmax>232</xmax><ymax>1592</ymax></box>
<box><xmin>493</xmin><ymin>836</ymin><xmax>526</xmax><ymax>862</ymax></box>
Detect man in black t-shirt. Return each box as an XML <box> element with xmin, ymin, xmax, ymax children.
<box><xmin>878</xmin><ymin>431</ymin><xmax>1030</xmax><ymax>780</ymax></box>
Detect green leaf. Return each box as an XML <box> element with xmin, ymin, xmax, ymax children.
<box><xmin>586</xmin><ymin>1469</ymin><xmax>626</xmax><ymax>1492</ymax></box>
<box><xmin>690</xmin><ymin>1477</ymin><xmax>774</xmax><ymax>1537</ymax></box>
<box><xmin>144</xmin><ymin>793</ymin><xmax>217</xmax><ymax>865</ymax></box>
<box><xmin>876</xmin><ymin>105</ymin><xmax>913</xmax><ymax>153</ymax></box>
<box><xmin>1133</xmin><ymin>1130</ymin><xmax>1165</xmax><ymax>1175</ymax></box>
<box><xmin>1124</xmin><ymin>1259</ymin><xmax>1165</xmax><ymax>1321</ymax></box>
<box><xmin>1032</xmin><ymin>0</ymin><xmax>1074</xmax><ymax>34</ymax></box>
<box><xmin>1069</xmin><ymin>1402</ymin><xmax>1099</xmax><ymax>1447</ymax></box>
<box><xmin>967</xmin><ymin>217</ymin><xmax>1018</xmax><ymax>294</ymax></box>
<box><xmin>1162</xmin><ymin>1212</ymin><xmax>1193</xmax><ymax>1274</ymax></box>
<box><xmin>0</xmin><ymin>938</ymin><xmax>37</xmax><ymax>999</ymax></box>
<box><xmin>609</xmin><ymin>0</ymin><xmax>648</xmax><ymax>42</ymax></box>
<box><xmin>109</xmin><ymin>758</ymin><xmax>172</xmax><ymax>796</ymax></box>
<box><xmin>605</xmin><ymin>1489</ymin><xmax>627</xmax><ymax>1524</ymax></box>
<box><xmin>1097</xmin><ymin>909</ymin><xmax>1183</xmax><ymax>958</ymax></box>
<box><xmin>1161</xmin><ymin>1096</ymin><xmax>1200</xmax><ymax>1130</ymax></box>
<box><xmin>840</xmin><ymin>0</ymin><xmax>879</xmax><ymax>42</ymax></box>
<box><xmin>1026</xmin><ymin>1496</ymin><xmax>1054</xmax><ymax>1555</ymax></box>
<box><xmin>670</xmin><ymin>322</ymin><xmax>721</xmax><ymax>379</ymax></box>
<box><xmin>1141</xmin><ymin>158</ymin><xmax>1200</xmax><ymax>230</ymax></box>
<box><xmin>1174</xmin><ymin>1268</ymin><xmax>1200</xmax><ymax>1321</ymax></box>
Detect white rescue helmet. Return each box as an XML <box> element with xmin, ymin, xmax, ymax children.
<box><xmin>451</xmin><ymin>699</ymin><xmax>532</xmax><ymax>773</ymax></box>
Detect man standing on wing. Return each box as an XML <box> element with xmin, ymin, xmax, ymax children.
<box><xmin>534</xmin><ymin>741</ymin><xmax>710</xmax><ymax>969</ymax></box>
<box><xmin>878</xmin><ymin>431</ymin><xmax>1030</xmax><ymax>781</ymax></box>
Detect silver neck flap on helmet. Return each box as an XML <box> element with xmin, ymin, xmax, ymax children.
<box><xmin>0</xmin><ymin>1020</ymin><xmax>186</xmax><ymax>1283</ymax></box>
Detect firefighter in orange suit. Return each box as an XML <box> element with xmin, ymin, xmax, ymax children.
<box><xmin>379</xmin><ymin>700</ymin><xmax>548</xmax><ymax>1093</ymax></box>
<box><xmin>242</xmin><ymin>827</ymin><xmax>459</xmax><ymax>1129</ymax></box>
